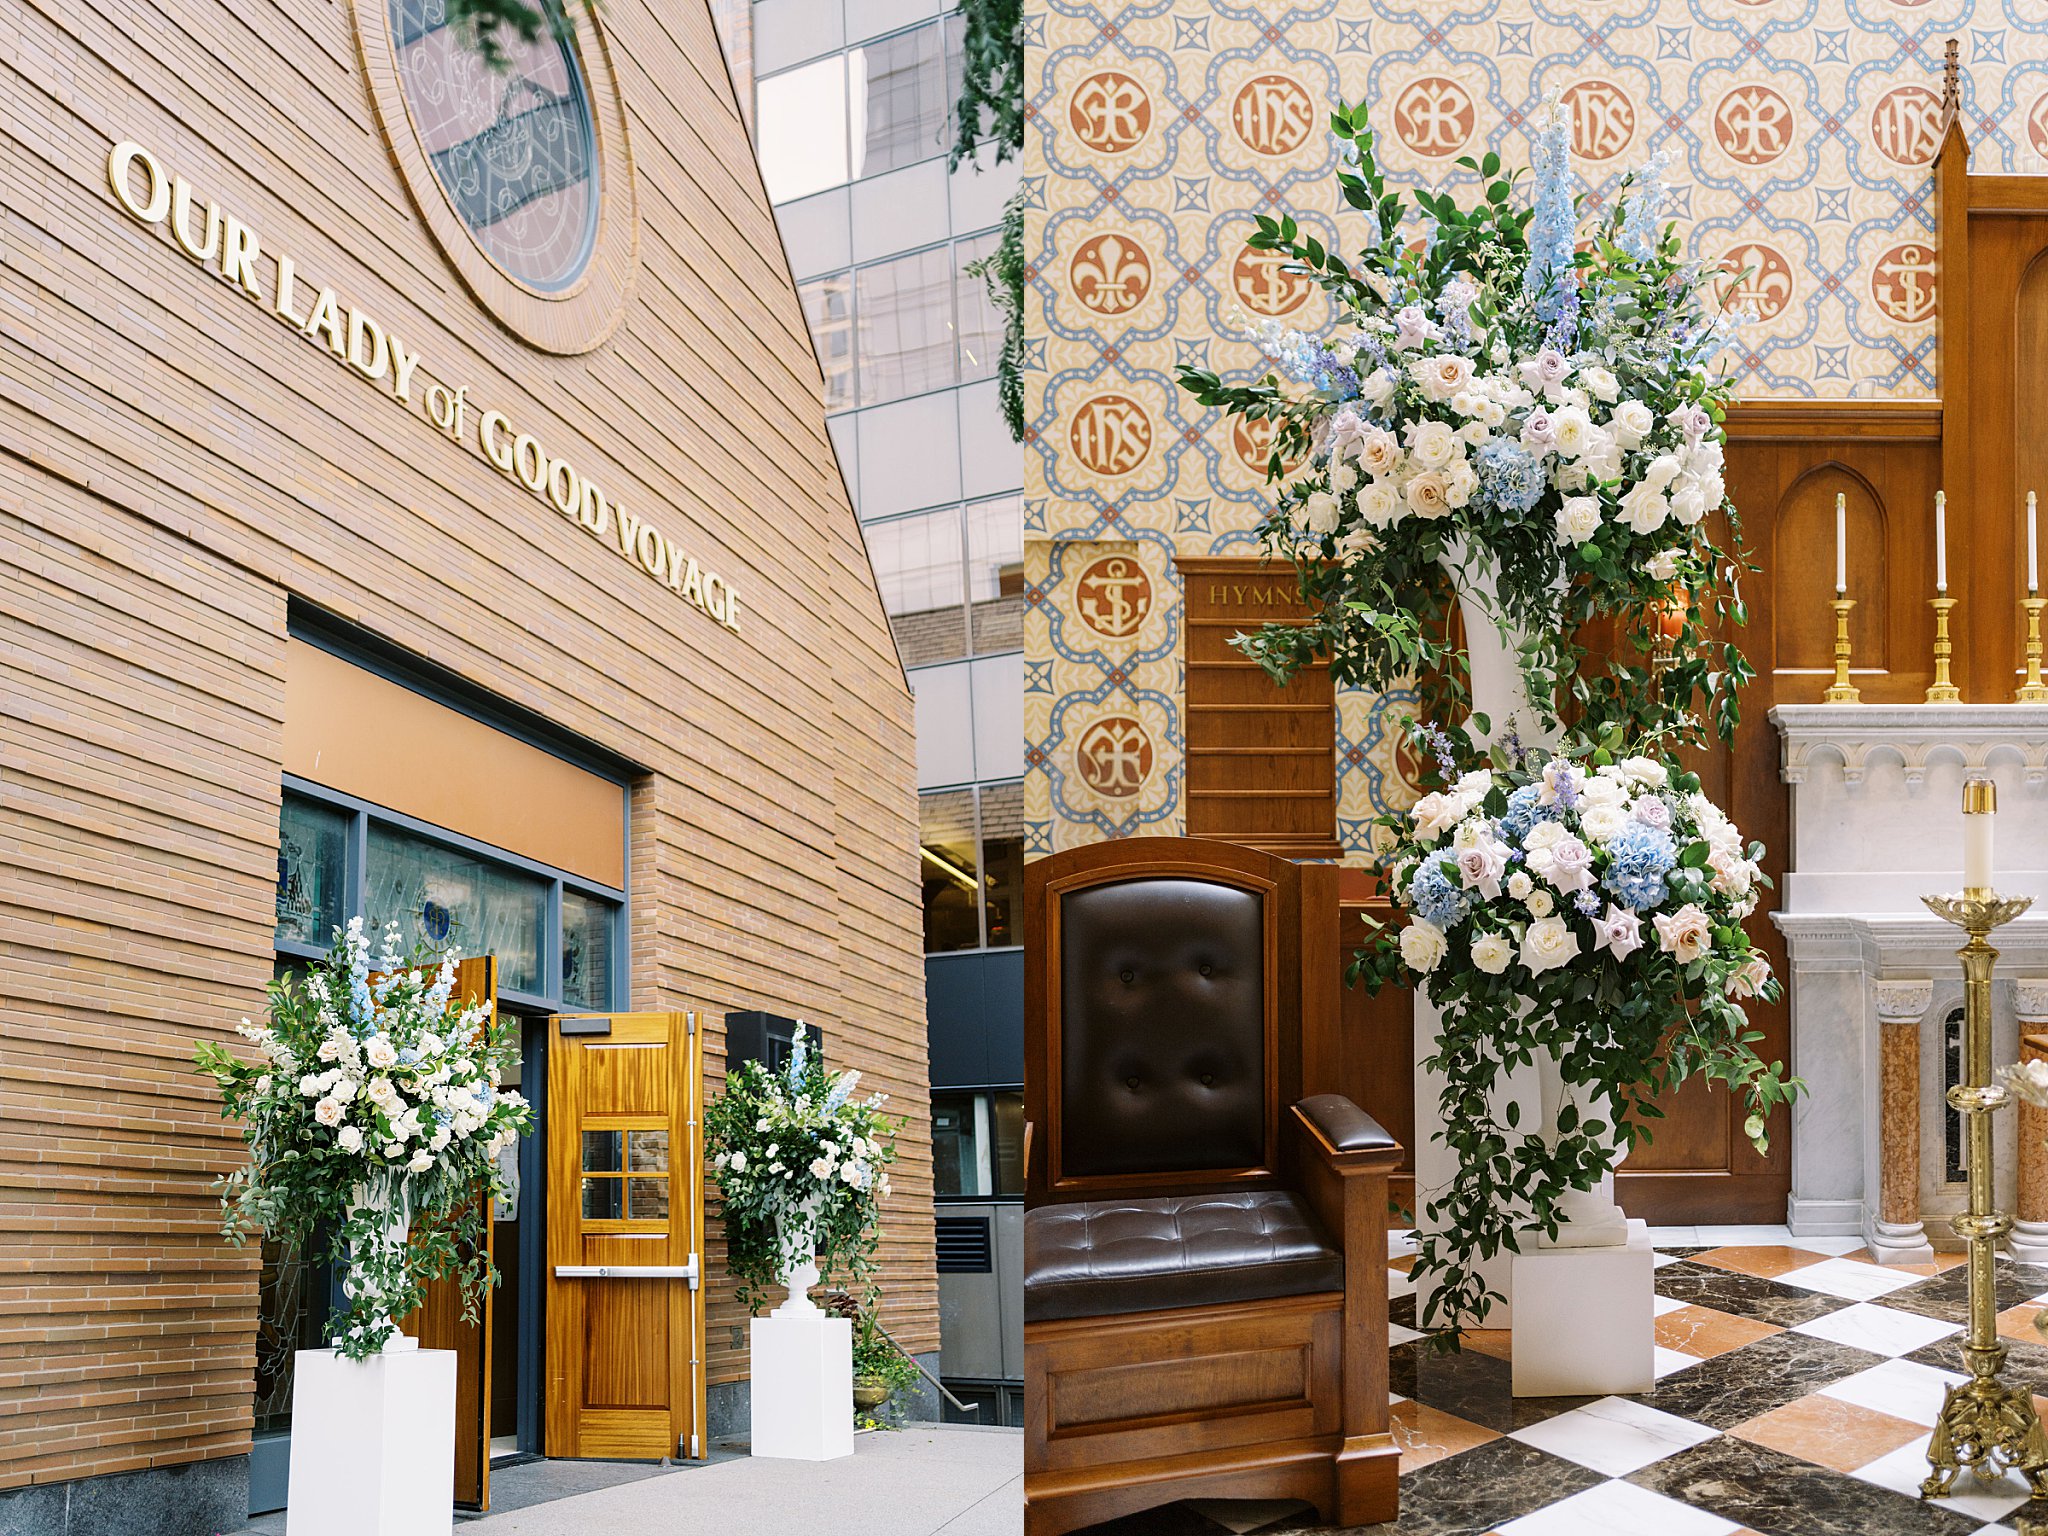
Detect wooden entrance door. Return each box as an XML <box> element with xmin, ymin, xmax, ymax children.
<box><xmin>544</xmin><ymin>1012</ymin><xmax>706</xmax><ymax>1460</ymax></box>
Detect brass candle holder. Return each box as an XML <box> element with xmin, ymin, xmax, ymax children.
<box><xmin>1928</xmin><ymin>596</ymin><xmax>1962</xmax><ymax>702</ymax></box>
<box><xmin>1920</xmin><ymin>874</ymin><xmax>2048</xmax><ymax>1504</ymax></box>
<box><xmin>2019</xmin><ymin>595</ymin><xmax>2048</xmax><ymax>702</ymax></box>
<box><xmin>1824</xmin><ymin>597</ymin><xmax>1861</xmax><ymax>703</ymax></box>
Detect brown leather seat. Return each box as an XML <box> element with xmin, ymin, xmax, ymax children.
<box><xmin>1024</xmin><ymin>1188</ymin><xmax>1342</xmax><ymax>1322</ymax></box>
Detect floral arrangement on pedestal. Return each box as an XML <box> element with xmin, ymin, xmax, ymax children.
<box><xmin>1177</xmin><ymin>93</ymin><xmax>1757</xmax><ymax>747</ymax></box>
<box><xmin>1363</xmin><ymin>736</ymin><xmax>1799</xmax><ymax>1332</ymax></box>
<box><xmin>194</xmin><ymin>918</ymin><xmax>530</xmax><ymax>1360</ymax></box>
<box><xmin>1177</xmin><ymin>92</ymin><xmax>1808</xmax><ymax>1343</ymax></box>
<box><xmin>705</xmin><ymin>1035</ymin><xmax>902</xmax><ymax>1313</ymax></box>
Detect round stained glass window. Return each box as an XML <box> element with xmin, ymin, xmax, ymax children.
<box><xmin>388</xmin><ymin>0</ymin><xmax>600</xmax><ymax>293</ymax></box>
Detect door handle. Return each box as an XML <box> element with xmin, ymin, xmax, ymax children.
<box><xmin>554</xmin><ymin>1254</ymin><xmax>699</xmax><ymax>1287</ymax></box>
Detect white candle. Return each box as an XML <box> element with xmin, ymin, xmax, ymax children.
<box><xmin>1835</xmin><ymin>492</ymin><xmax>1847</xmax><ymax>595</ymax></box>
<box><xmin>2029</xmin><ymin>491</ymin><xmax>2039</xmax><ymax>595</ymax></box>
<box><xmin>1935</xmin><ymin>491</ymin><xmax>1947</xmax><ymax>593</ymax></box>
<box><xmin>1963</xmin><ymin>778</ymin><xmax>1995</xmax><ymax>893</ymax></box>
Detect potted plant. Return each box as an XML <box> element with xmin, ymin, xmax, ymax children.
<box><xmin>849</xmin><ymin>1301</ymin><xmax>920</xmax><ymax>1416</ymax></box>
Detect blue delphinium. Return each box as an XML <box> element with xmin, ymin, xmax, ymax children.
<box><xmin>1408</xmin><ymin>857</ymin><xmax>1472</xmax><ymax>930</ymax></box>
<box><xmin>1475</xmin><ymin>440</ymin><xmax>1546</xmax><ymax>515</ymax></box>
<box><xmin>1523</xmin><ymin>93</ymin><xmax>1579</xmax><ymax>339</ymax></box>
<box><xmin>1602</xmin><ymin>821</ymin><xmax>1678</xmax><ymax>910</ymax></box>
<box><xmin>1619</xmin><ymin>149</ymin><xmax>1671</xmax><ymax>264</ymax></box>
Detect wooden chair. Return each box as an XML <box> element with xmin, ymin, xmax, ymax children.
<box><xmin>1023</xmin><ymin>837</ymin><xmax>1402</xmax><ymax>1536</ymax></box>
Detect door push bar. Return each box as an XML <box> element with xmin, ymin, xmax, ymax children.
<box><xmin>554</xmin><ymin>1254</ymin><xmax>699</xmax><ymax>1288</ymax></box>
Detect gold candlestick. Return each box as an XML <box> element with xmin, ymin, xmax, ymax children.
<box><xmin>1928</xmin><ymin>596</ymin><xmax>1961</xmax><ymax>702</ymax></box>
<box><xmin>2019</xmin><ymin>595</ymin><xmax>2048</xmax><ymax>702</ymax></box>
<box><xmin>1824</xmin><ymin>597</ymin><xmax>1861</xmax><ymax>703</ymax></box>
<box><xmin>1921</xmin><ymin>879</ymin><xmax>2047</xmax><ymax>1502</ymax></box>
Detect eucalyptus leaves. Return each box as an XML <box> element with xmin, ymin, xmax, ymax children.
<box><xmin>194</xmin><ymin>919</ymin><xmax>529</xmax><ymax>1359</ymax></box>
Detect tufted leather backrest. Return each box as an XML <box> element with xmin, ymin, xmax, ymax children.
<box><xmin>1058</xmin><ymin>877</ymin><xmax>1267</xmax><ymax>1178</ymax></box>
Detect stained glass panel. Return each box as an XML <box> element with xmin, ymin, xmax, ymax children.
<box><xmin>364</xmin><ymin>824</ymin><xmax>546</xmax><ymax>992</ymax></box>
<box><xmin>275</xmin><ymin>795</ymin><xmax>349</xmax><ymax>948</ymax></box>
<box><xmin>561</xmin><ymin>887</ymin><xmax>613</xmax><ymax>1010</ymax></box>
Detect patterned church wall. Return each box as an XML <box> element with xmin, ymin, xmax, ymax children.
<box><xmin>1022</xmin><ymin>0</ymin><xmax>2048</xmax><ymax>859</ymax></box>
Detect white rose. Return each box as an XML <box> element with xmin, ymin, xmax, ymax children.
<box><xmin>1455</xmin><ymin>769</ymin><xmax>1495</xmax><ymax>801</ymax></box>
<box><xmin>1400</xmin><ymin>919</ymin><xmax>1449</xmax><ymax>973</ymax></box>
<box><xmin>1524</xmin><ymin>819</ymin><xmax>1566</xmax><ymax>853</ymax></box>
<box><xmin>1303</xmin><ymin>490</ymin><xmax>1342</xmax><ymax>535</ymax></box>
<box><xmin>365</xmin><ymin>1036</ymin><xmax>398</xmax><ymax>1070</ymax></box>
<box><xmin>810</xmin><ymin>1156</ymin><xmax>834</xmax><ymax>1179</ymax></box>
<box><xmin>254</xmin><ymin>1074</ymin><xmax>273</xmax><ymax>1097</ymax></box>
<box><xmin>1644</xmin><ymin>548</ymin><xmax>1682</xmax><ymax>581</ymax></box>
<box><xmin>1521</xmin><ymin>916</ymin><xmax>1581</xmax><ymax>974</ymax></box>
<box><xmin>1507</xmin><ymin>870</ymin><xmax>1535</xmax><ymax>901</ymax></box>
<box><xmin>1360</xmin><ymin>368</ymin><xmax>1397</xmax><ymax>410</ymax></box>
<box><xmin>1619</xmin><ymin>756</ymin><xmax>1669</xmax><ymax>788</ymax></box>
<box><xmin>1410</xmin><ymin>791</ymin><xmax>1460</xmax><ymax>843</ymax></box>
<box><xmin>1329</xmin><ymin>459</ymin><xmax>1359</xmax><ymax>493</ymax></box>
<box><xmin>1669</xmin><ymin>480</ymin><xmax>1708</xmax><ymax>526</ymax></box>
<box><xmin>1470</xmin><ymin>931</ymin><xmax>1514</xmax><ymax>975</ymax></box>
<box><xmin>336</xmin><ymin>1125</ymin><xmax>364</xmax><ymax>1153</ymax></box>
<box><xmin>407</xmin><ymin>1148</ymin><xmax>434</xmax><ymax>1174</ymax></box>
<box><xmin>1356</xmin><ymin>480</ymin><xmax>1402</xmax><ymax>527</ymax></box>
<box><xmin>1610</xmin><ymin>399</ymin><xmax>1653</xmax><ymax>448</ymax></box>
<box><xmin>1579</xmin><ymin>804</ymin><xmax>1628</xmax><ymax>844</ymax></box>
<box><xmin>1582</xmin><ymin>366</ymin><xmax>1620</xmax><ymax>403</ymax></box>
<box><xmin>1404</xmin><ymin>470</ymin><xmax>1453</xmax><ymax>519</ymax></box>
<box><xmin>1405</xmin><ymin>419</ymin><xmax>1458</xmax><ymax>469</ymax></box>
<box><xmin>1555</xmin><ymin>496</ymin><xmax>1603</xmax><ymax>545</ymax></box>
<box><xmin>314</xmin><ymin>1097</ymin><xmax>343</xmax><ymax>1126</ymax></box>
<box><xmin>1551</xmin><ymin>406</ymin><xmax>1594</xmax><ymax>459</ymax></box>
<box><xmin>1580</xmin><ymin>771</ymin><xmax>1629</xmax><ymax>808</ymax></box>
<box><xmin>1524</xmin><ymin>888</ymin><xmax>1556</xmax><ymax>918</ymax></box>
<box><xmin>1621</xmin><ymin>481</ymin><xmax>1669</xmax><ymax>534</ymax></box>
<box><xmin>1645</xmin><ymin>453</ymin><xmax>1682</xmax><ymax>490</ymax></box>
<box><xmin>1443</xmin><ymin>459</ymin><xmax>1479</xmax><ymax>508</ymax></box>
<box><xmin>1411</xmin><ymin>352</ymin><xmax>1475</xmax><ymax>401</ymax></box>
<box><xmin>730</xmin><ymin>1150</ymin><xmax>747</xmax><ymax>1172</ymax></box>
<box><xmin>383</xmin><ymin>1141</ymin><xmax>404</xmax><ymax>1159</ymax></box>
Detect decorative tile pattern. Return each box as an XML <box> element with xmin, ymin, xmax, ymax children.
<box><xmin>1023</xmin><ymin>0</ymin><xmax>2048</xmax><ymax>856</ymax></box>
<box><xmin>1070</xmin><ymin>1238</ymin><xmax>2048</xmax><ymax>1536</ymax></box>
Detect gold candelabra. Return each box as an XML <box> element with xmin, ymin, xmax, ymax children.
<box><xmin>1921</xmin><ymin>810</ymin><xmax>2047</xmax><ymax>1501</ymax></box>
<box><xmin>1928</xmin><ymin>596</ymin><xmax>1961</xmax><ymax>702</ymax></box>
<box><xmin>1824</xmin><ymin>597</ymin><xmax>1861</xmax><ymax>703</ymax></box>
<box><xmin>2020</xmin><ymin>596</ymin><xmax>2047</xmax><ymax>702</ymax></box>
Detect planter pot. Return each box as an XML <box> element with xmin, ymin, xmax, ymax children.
<box><xmin>852</xmin><ymin>1379</ymin><xmax>892</xmax><ymax>1411</ymax></box>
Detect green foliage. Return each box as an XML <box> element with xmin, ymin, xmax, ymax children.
<box><xmin>441</xmin><ymin>0</ymin><xmax>580</xmax><ymax>70</ymax></box>
<box><xmin>966</xmin><ymin>193</ymin><xmax>1027</xmax><ymax>443</ymax></box>
<box><xmin>703</xmin><ymin>1038</ymin><xmax>903</xmax><ymax>1313</ymax></box>
<box><xmin>948</xmin><ymin>0</ymin><xmax>1024</xmax><ymax>168</ymax></box>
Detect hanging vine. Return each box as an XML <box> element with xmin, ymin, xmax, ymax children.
<box><xmin>951</xmin><ymin>0</ymin><xmax>1026</xmax><ymax>442</ymax></box>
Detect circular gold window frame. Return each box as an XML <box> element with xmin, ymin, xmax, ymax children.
<box><xmin>354</xmin><ymin>0</ymin><xmax>639</xmax><ymax>354</ymax></box>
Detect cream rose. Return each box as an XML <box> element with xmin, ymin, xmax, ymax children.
<box><xmin>1404</xmin><ymin>471</ymin><xmax>1453</xmax><ymax>519</ymax></box>
<box><xmin>314</xmin><ymin>1097</ymin><xmax>344</xmax><ymax>1126</ymax></box>
<box><xmin>1356</xmin><ymin>480</ymin><xmax>1402</xmax><ymax>527</ymax></box>
<box><xmin>1470</xmin><ymin>932</ymin><xmax>1514</xmax><ymax>975</ymax></box>
<box><xmin>1582</xmin><ymin>365</ymin><xmax>1620</xmax><ymax>403</ymax></box>
<box><xmin>1644</xmin><ymin>548</ymin><xmax>1682</xmax><ymax>581</ymax></box>
<box><xmin>1412</xmin><ymin>352</ymin><xmax>1475</xmax><ymax>401</ymax></box>
<box><xmin>1653</xmin><ymin>903</ymin><xmax>1715</xmax><ymax>963</ymax></box>
<box><xmin>1405</xmin><ymin>419</ymin><xmax>1458</xmax><ymax>469</ymax></box>
<box><xmin>1551</xmin><ymin>406</ymin><xmax>1594</xmax><ymax>460</ymax></box>
<box><xmin>1520</xmin><ymin>915</ymin><xmax>1580</xmax><ymax>974</ymax></box>
<box><xmin>1507</xmin><ymin>870</ymin><xmax>1535</xmax><ymax>901</ymax></box>
<box><xmin>1400</xmin><ymin>919</ymin><xmax>1449</xmax><ymax>973</ymax></box>
<box><xmin>1357</xmin><ymin>426</ymin><xmax>1403</xmax><ymax>477</ymax></box>
<box><xmin>1525</xmin><ymin>888</ymin><xmax>1556</xmax><ymax>918</ymax></box>
<box><xmin>1579</xmin><ymin>804</ymin><xmax>1627</xmax><ymax>843</ymax></box>
<box><xmin>1726</xmin><ymin>954</ymin><xmax>1772</xmax><ymax>999</ymax></box>
<box><xmin>1303</xmin><ymin>491</ymin><xmax>1341</xmax><ymax>535</ymax></box>
<box><xmin>1330</xmin><ymin>459</ymin><xmax>1359</xmax><ymax>493</ymax></box>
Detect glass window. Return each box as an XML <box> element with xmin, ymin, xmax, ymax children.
<box><xmin>977</xmin><ymin>781</ymin><xmax>1024</xmax><ymax>949</ymax></box>
<box><xmin>965</xmin><ymin>495</ymin><xmax>1023</xmax><ymax>654</ymax></box>
<box><xmin>870</xmin><ymin>508</ymin><xmax>967</xmax><ymax>666</ymax></box>
<box><xmin>850</xmin><ymin>22</ymin><xmax>953</xmax><ymax>180</ymax></box>
<box><xmin>932</xmin><ymin>1091</ymin><xmax>1024</xmax><ymax>1197</ymax></box>
<box><xmin>561</xmin><ymin>888</ymin><xmax>614</xmax><ymax>1010</ymax></box>
<box><xmin>799</xmin><ymin>273</ymin><xmax>856</xmax><ymax>413</ymax></box>
<box><xmin>365</xmin><ymin>824</ymin><xmax>547</xmax><ymax>994</ymax></box>
<box><xmin>991</xmin><ymin>1091</ymin><xmax>1024</xmax><ymax>1196</ymax></box>
<box><xmin>954</xmin><ymin>232</ymin><xmax>1003</xmax><ymax>383</ymax></box>
<box><xmin>857</xmin><ymin>246</ymin><xmax>958</xmax><ymax>405</ymax></box>
<box><xmin>920</xmin><ymin>789</ymin><xmax>981</xmax><ymax>952</ymax></box>
<box><xmin>388</xmin><ymin>0</ymin><xmax>599</xmax><ymax>290</ymax></box>
<box><xmin>757</xmin><ymin>56</ymin><xmax>849</xmax><ymax>204</ymax></box>
<box><xmin>275</xmin><ymin>795</ymin><xmax>349</xmax><ymax>947</ymax></box>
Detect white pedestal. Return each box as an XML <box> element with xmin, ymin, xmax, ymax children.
<box><xmin>286</xmin><ymin>1343</ymin><xmax>454</xmax><ymax>1536</ymax></box>
<box><xmin>750</xmin><ymin>1310</ymin><xmax>854</xmax><ymax>1461</ymax></box>
<box><xmin>1868</xmin><ymin>1216</ymin><xmax>1937</xmax><ymax>1267</ymax></box>
<box><xmin>1510</xmin><ymin>1220</ymin><xmax>1656</xmax><ymax>1398</ymax></box>
<box><xmin>2008</xmin><ymin>1219</ymin><xmax>2048</xmax><ymax>1266</ymax></box>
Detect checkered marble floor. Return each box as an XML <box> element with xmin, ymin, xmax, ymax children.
<box><xmin>1071</xmin><ymin>1228</ymin><xmax>2048</xmax><ymax>1536</ymax></box>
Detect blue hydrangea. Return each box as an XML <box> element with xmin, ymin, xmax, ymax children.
<box><xmin>1573</xmin><ymin>888</ymin><xmax>1603</xmax><ymax>916</ymax></box>
<box><xmin>1497</xmin><ymin>783</ymin><xmax>1557</xmax><ymax>845</ymax></box>
<box><xmin>1476</xmin><ymin>440</ymin><xmax>1547</xmax><ymax>516</ymax></box>
<box><xmin>1407</xmin><ymin>858</ymin><xmax>1471</xmax><ymax>930</ymax></box>
<box><xmin>1602</xmin><ymin>821</ymin><xmax>1678</xmax><ymax>911</ymax></box>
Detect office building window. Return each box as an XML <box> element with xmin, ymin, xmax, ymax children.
<box><xmin>850</xmin><ymin>22</ymin><xmax>956</xmax><ymax>179</ymax></box>
<box><xmin>917</xmin><ymin>780</ymin><xmax>1022</xmax><ymax>952</ymax></box>
<box><xmin>799</xmin><ymin>274</ymin><xmax>856</xmax><ymax>412</ymax></box>
<box><xmin>954</xmin><ymin>230</ymin><xmax>1003</xmax><ymax>383</ymax></box>
<box><xmin>857</xmin><ymin>245</ymin><xmax>959</xmax><ymax>405</ymax></box>
<box><xmin>756</xmin><ymin>54</ymin><xmax>849</xmax><ymax>203</ymax></box>
<box><xmin>932</xmin><ymin>1090</ymin><xmax>1026</xmax><ymax>1198</ymax></box>
<box><xmin>964</xmin><ymin>494</ymin><xmax>1023</xmax><ymax>654</ymax></box>
<box><xmin>871</xmin><ymin>507</ymin><xmax>968</xmax><ymax>666</ymax></box>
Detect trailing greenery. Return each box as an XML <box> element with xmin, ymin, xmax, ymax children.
<box><xmin>193</xmin><ymin>921</ymin><xmax>530</xmax><ymax>1359</ymax></box>
<box><xmin>966</xmin><ymin>194</ymin><xmax>1027</xmax><ymax>442</ymax></box>
<box><xmin>442</xmin><ymin>0</ymin><xmax>579</xmax><ymax>69</ymax></box>
<box><xmin>950</xmin><ymin>0</ymin><xmax>1025</xmax><ymax>443</ymax></box>
<box><xmin>704</xmin><ymin>1037</ymin><xmax>902</xmax><ymax>1313</ymax></box>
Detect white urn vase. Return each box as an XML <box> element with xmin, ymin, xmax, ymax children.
<box><xmin>341</xmin><ymin>1176</ymin><xmax>418</xmax><ymax>1350</ymax></box>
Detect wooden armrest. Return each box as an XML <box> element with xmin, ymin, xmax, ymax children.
<box><xmin>1290</xmin><ymin>1094</ymin><xmax>1402</xmax><ymax>1170</ymax></box>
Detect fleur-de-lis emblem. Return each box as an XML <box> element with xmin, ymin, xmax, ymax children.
<box><xmin>1719</xmin><ymin>243</ymin><xmax>1794</xmax><ymax>321</ymax></box>
<box><xmin>1069</xmin><ymin>234</ymin><xmax>1154</xmax><ymax>316</ymax></box>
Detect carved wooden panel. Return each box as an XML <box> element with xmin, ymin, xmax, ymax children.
<box><xmin>1176</xmin><ymin>556</ymin><xmax>1342</xmax><ymax>860</ymax></box>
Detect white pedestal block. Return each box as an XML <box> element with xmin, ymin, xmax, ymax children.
<box><xmin>1510</xmin><ymin>1220</ymin><xmax>1655</xmax><ymax>1398</ymax></box>
<box><xmin>286</xmin><ymin>1344</ymin><xmax>454</xmax><ymax>1536</ymax></box>
<box><xmin>2008</xmin><ymin>1219</ymin><xmax>2048</xmax><ymax>1266</ymax></box>
<box><xmin>1867</xmin><ymin>1217</ymin><xmax>1937</xmax><ymax>1267</ymax></box>
<box><xmin>750</xmin><ymin>1311</ymin><xmax>854</xmax><ymax>1461</ymax></box>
